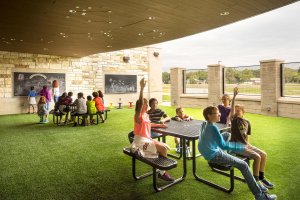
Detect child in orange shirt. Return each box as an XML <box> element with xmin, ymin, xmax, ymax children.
<box><xmin>131</xmin><ymin>78</ymin><xmax>175</xmax><ymax>182</ymax></box>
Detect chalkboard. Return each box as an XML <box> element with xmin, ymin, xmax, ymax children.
<box><xmin>14</xmin><ymin>72</ymin><xmax>66</xmax><ymax>96</ymax></box>
<box><xmin>105</xmin><ymin>74</ymin><xmax>137</xmax><ymax>94</ymax></box>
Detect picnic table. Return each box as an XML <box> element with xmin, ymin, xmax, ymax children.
<box><xmin>152</xmin><ymin>119</ymin><xmax>228</xmax><ymax>180</ymax></box>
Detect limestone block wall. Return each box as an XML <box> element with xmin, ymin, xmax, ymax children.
<box><xmin>179</xmin><ymin>95</ymin><xmax>208</xmax><ymax>109</ymax></box>
<box><xmin>0</xmin><ymin>47</ymin><xmax>162</xmax><ymax>115</ymax></box>
<box><xmin>278</xmin><ymin>98</ymin><xmax>300</xmax><ymax>118</ymax></box>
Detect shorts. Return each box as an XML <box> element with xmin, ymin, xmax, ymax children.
<box><xmin>29</xmin><ymin>97</ymin><xmax>36</xmax><ymax>105</ymax></box>
<box><xmin>131</xmin><ymin>135</ymin><xmax>158</xmax><ymax>158</ymax></box>
<box><xmin>236</xmin><ymin>144</ymin><xmax>266</xmax><ymax>159</ymax></box>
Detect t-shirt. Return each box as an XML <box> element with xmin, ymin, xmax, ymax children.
<box><xmin>134</xmin><ymin>113</ymin><xmax>151</xmax><ymax>139</ymax></box>
<box><xmin>94</xmin><ymin>97</ymin><xmax>104</xmax><ymax>112</ymax></box>
<box><xmin>86</xmin><ymin>100</ymin><xmax>97</xmax><ymax>114</ymax></box>
<box><xmin>62</xmin><ymin>96</ymin><xmax>72</xmax><ymax>105</ymax></box>
<box><xmin>73</xmin><ymin>98</ymin><xmax>87</xmax><ymax>114</ymax></box>
<box><xmin>40</xmin><ymin>88</ymin><xmax>51</xmax><ymax>102</ymax></box>
<box><xmin>28</xmin><ymin>90</ymin><xmax>36</xmax><ymax>97</ymax></box>
<box><xmin>171</xmin><ymin>114</ymin><xmax>190</xmax><ymax>121</ymax></box>
<box><xmin>218</xmin><ymin>104</ymin><xmax>231</xmax><ymax>124</ymax></box>
<box><xmin>53</xmin><ymin>87</ymin><xmax>60</xmax><ymax>96</ymax></box>
<box><xmin>37</xmin><ymin>103</ymin><xmax>47</xmax><ymax>116</ymax></box>
<box><xmin>198</xmin><ymin>122</ymin><xmax>245</xmax><ymax>160</ymax></box>
<box><xmin>230</xmin><ymin>116</ymin><xmax>251</xmax><ymax>145</ymax></box>
<box><xmin>147</xmin><ymin>109</ymin><xmax>167</xmax><ymax>123</ymax></box>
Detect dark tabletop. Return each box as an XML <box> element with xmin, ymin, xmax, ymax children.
<box><xmin>152</xmin><ymin>120</ymin><xmax>228</xmax><ymax>140</ymax></box>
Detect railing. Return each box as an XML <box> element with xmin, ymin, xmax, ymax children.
<box><xmin>223</xmin><ymin>65</ymin><xmax>261</xmax><ymax>95</ymax></box>
<box><xmin>281</xmin><ymin>62</ymin><xmax>300</xmax><ymax>98</ymax></box>
<box><xmin>183</xmin><ymin>69</ymin><xmax>208</xmax><ymax>94</ymax></box>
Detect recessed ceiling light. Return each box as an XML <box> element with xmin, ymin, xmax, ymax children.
<box><xmin>69</xmin><ymin>9</ymin><xmax>76</xmax><ymax>13</ymax></box>
<box><xmin>108</xmin><ymin>10</ymin><xmax>112</xmax><ymax>13</ymax></box>
<box><xmin>87</xmin><ymin>19</ymin><xmax>92</xmax><ymax>23</ymax></box>
<box><xmin>82</xmin><ymin>12</ymin><xmax>86</xmax><ymax>16</ymax></box>
<box><xmin>220</xmin><ymin>11</ymin><xmax>230</xmax><ymax>16</ymax></box>
<box><xmin>88</xmin><ymin>7</ymin><xmax>92</xmax><ymax>10</ymax></box>
<box><xmin>108</xmin><ymin>21</ymin><xmax>112</xmax><ymax>24</ymax></box>
<box><xmin>106</xmin><ymin>45</ymin><xmax>112</xmax><ymax>48</ymax></box>
<box><xmin>82</xmin><ymin>9</ymin><xmax>86</xmax><ymax>12</ymax></box>
<box><xmin>76</xmin><ymin>6</ymin><xmax>80</xmax><ymax>9</ymax></box>
<box><xmin>20</xmin><ymin>39</ymin><xmax>23</xmax><ymax>42</ymax></box>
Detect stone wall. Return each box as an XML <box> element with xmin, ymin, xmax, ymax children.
<box><xmin>0</xmin><ymin>47</ymin><xmax>162</xmax><ymax>115</ymax></box>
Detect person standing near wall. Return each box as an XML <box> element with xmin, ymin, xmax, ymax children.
<box><xmin>27</xmin><ymin>86</ymin><xmax>37</xmax><ymax>114</ymax></box>
<box><xmin>40</xmin><ymin>85</ymin><xmax>51</xmax><ymax>111</ymax></box>
<box><xmin>52</xmin><ymin>80</ymin><xmax>60</xmax><ymax>104</ymax></box>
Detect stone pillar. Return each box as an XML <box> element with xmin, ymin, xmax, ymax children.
<box><xmin>260</xmin><ymin>59</ymin><xmax>284</xmax><ymax>116</ymax></box>
<box><xmin>147</xmin><ymin>47</ymin><xmax>162</xmax><ymax>103</ymax></box>
<box><xmin>208</xmin><ymin>64</ymin><xmax>223</xmax><ymax>106</ymax></box>
<box><xmin>170</xmin><ymin>67</ymin><xmax>185</xmax><ymax>106</ymax></box>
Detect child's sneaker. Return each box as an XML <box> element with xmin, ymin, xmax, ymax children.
<box><xmin>176</xmin><ymin>145</ymin><xmax>180</xmax><ymax>154</ymax></box>
<box><xmin>257</xmin><ymin>181</ymin><xmax>268</xmax><ymax>192</ymax></box>
<box><xmin>257</xmin><ymin>192</ymin><xmax>277</xmax><ymax>200</ymax></box>
<box><xmin>261</xmin><ymin>178</ymin><xmax>274</xmax><ymax>189</ymax></box>
<box><xmin>186</xmin><ymin>146</ymin><xmax>191</xmax><ymax>157</ymax></box>
<box><xmin>158</xmin><ymin>172</ymin><xmax>175</xmax><ymax>182</ymax></box>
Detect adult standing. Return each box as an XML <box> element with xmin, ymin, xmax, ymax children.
<box><xmin>40</xmin><ymin>85</ymin><xmax>51</xmax><ymax>111</ymax></box>
<box><xmin>52</xmin><ymin>80</ymin><xmax>60</xmax><ymax>104</ymax></box>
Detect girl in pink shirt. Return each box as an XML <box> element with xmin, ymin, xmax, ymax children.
<box><xmin>131</xmin><ymin>78</ymin><xmax>174</xmax><ymax>182</ymax></box>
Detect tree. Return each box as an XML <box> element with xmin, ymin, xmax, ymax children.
<box><xmin>162</xmin><ymin>72</ymin><xmax>170</xmax><ymax>84</ymax></box>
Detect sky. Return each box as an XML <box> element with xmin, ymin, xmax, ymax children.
<box><xmin>155</xmin><ymin>1</ymin><xmax>300</xmax><ymax>71</ymax></box>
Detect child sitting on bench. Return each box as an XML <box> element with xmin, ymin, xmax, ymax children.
<box><xmin>71</xmin><ymin>92</ymin><xmax>87</xmax><ymax>127</ymax></box>
<box><xmin>172</xmin><ymin>107</ymin><xmax>193</xmax><ymax>154</ymax></box>
<box><xmin>131</xmin><ymin>78</ymin><xmax>175</xmax><ymax>182</ymax></box>
<box><xmin>229</xmin><ymin>87</ymin><xmax>274</xmax><ymax>191</ymax></box>
<box><xmin>198</xmin><ymin>106</ymin><xmax>276</xmax><ymax>200</ymax></box>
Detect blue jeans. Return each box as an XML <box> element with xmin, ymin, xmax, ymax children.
<box><xmin>46</xmin><ymin>101</ymin><xmax>50</xmax><ymax>111</ymax></box>
<box><xmin>54</xmin><ymin>95</ymin><xmax>59</xmax><ymax>103</ymax></box>
<box><xmin>210</xmin><ymin>150</ymin><xmax>263</xmax><ymax>199</ymax></box>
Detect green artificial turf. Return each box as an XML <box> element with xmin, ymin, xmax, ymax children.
<box><xmin>0</xmin><ymin>106</ymin><xmax>300</xmax><ymax>200</ymax></box>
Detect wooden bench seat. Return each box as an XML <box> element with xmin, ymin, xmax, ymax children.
<box><xmin>123</xmin><ymin>147</ymin><xmax>182</xmax><ymax>192</ymax></box>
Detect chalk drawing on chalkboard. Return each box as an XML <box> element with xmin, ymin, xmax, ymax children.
<box><xmin>13</xmin><ymin>72</ymin><xmax>65</xmax><ymax>96</ymax></box>
<box><xmin>105</xmin><ymin>74</ymin><xmax>137</xmax><ymax>94</ymax></box>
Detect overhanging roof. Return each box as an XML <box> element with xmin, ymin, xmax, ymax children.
<box><xmin>0</xmin><ymin>0</ymin><xmax>297</xmax><ymax>57</ymax></box>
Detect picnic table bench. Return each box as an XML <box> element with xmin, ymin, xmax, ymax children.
<box><xmin>123</xmin><ymin>147</ymin><xmax>182</xmax><ymax>192</ymax></box>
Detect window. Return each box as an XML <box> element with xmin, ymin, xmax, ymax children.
<box><xmin>224</xmin><ymin>65</ymin><xmax>260</xmax><ymax>95</ymax></box>
<box><xmin>183</xmin><ymin>69</ymin><xmax>208</xmax><ymax>94</ymax></box>
<box><xmin>281</xmin><ymin>62</ymin><xmax>300</xmax><ymax>97</ymax></box>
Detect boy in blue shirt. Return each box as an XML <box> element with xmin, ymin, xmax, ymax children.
<box><xmin>198</xmin><ymin>106</ymin><xmax>276</xmax><ymax>200</ymax></box>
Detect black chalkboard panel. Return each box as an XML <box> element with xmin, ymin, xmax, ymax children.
<box><xmin>105</xmin><ymin>74</ymin><xmax>137</xmax><ymax>94</ymax></box>
<box><xmin>14</xmin><ymin>72</ymin><xmax>66</xmax><ymax>96</ymax></box>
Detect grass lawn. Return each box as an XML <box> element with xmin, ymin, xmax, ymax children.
<box><xmin>1</xmin><ymin>106</ymin><xmax>300</xmax><ymax>200</ymax></box>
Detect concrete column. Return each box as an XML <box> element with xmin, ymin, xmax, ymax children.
<box><xmin>260</xmin><ymin>59</ymin><xmax>284</xmax><ymax>116</ymax></box>
<box><xmin>170</xmin><ymin>67</ymin><xmax>185</xmax><ymax>106</ymax></box>
<box><xmin>208</xmin><ymin>64</ymin><xmax>223</xmax><ymax>106</ymax></box>
<box><xmin>147</xmin><ymin>47</ymin><xmax>162</xmax><ymax>103</ymax></box>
